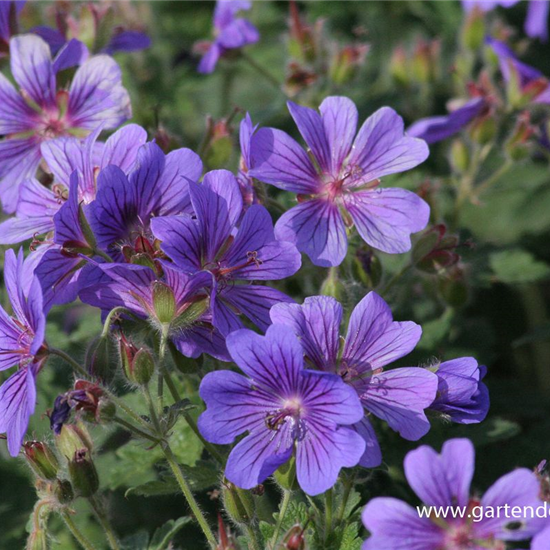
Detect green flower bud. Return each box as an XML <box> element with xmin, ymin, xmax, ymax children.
<box><xmin>23</xmin><ymin>441</ymin><xmax>59</xmax><ymax>481</ymax></box>
<box><xmin>320</xmin><ymin>268</ymin><xmax>345</xmax><ymax>301</ymax></box>
<box><xmin>462</xmin><ymin>7</ymin><xmax>485</xmax><ymax>51</ymax></box>
<box><xmin>152</xmin><ymin>281</ymin><xmax>176</xmax><ymax>324</ymax></box>
<box><xmin>85</xmin><ymin>335</ymin><xmax>116</xmax><ymax>384</ymax></box>
<box><xmin>275</xmin><ymin>457</ymin><xmax>298</xmax><ymax>492</ymax></box>
<box><xmin>352</xmin><ymin>247</ymin><xmax>383</xmax><ymax>288</ymax></box>
<box><xmin>54</xmin><ymin>478</ymin><xmax>74</xmax><ymax>505</ymax></box>
<box><xmin>55</xmin><ymin>423</ymin><xmax>93</xmax><ymax>460</ymax></box>
<box><xmin>449</xmin><ymin>139</ymin><xmax>470</xmax><ymax>174</ymax></box>
<box><xmin>222</xmin><ymin>481</ymin><xmax>256</xmax><ymax>524</ymax></box>
<box><xmin>68</xmin><ymin>449</ymin><xmax>99</xmax><ymax>498</ymax></box>
<box><xmin>119</xmin><ymin>334</ymin><xmax>155</xmax><ymax>386</ymax></box>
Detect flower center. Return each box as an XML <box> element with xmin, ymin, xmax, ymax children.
<box><xmin>265</xmin><ymin>398</ymin><xmax>307</xmax><ymax>441</ymax></box>
<box><xmin>207</xmin><ymin>251</ymin><xmax>263</xmax><ymax>281</ymax></box>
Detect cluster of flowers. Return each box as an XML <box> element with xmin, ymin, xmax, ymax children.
<box><xmin>2</xmin><ymin>1</ymin><xmax>549</xmax><ymax>548</ymax></box>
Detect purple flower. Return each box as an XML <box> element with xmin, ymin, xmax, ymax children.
<box><xmin>429</xmin><ymin>358</ymin><xmax>490</xmax><ymax>424</ymax></box>
<box><xmin>237</xmin><ymin>112</ymin><xmax>260</xmax><ymax>210</ymax></box>
<box><xmin>80</xmin><ymin>262</ymin><xmax>229</xmax><ymax>361</ymax></box>
<box><xmin>0</xmin><ymin>248</ymin><xmax>47</xmax><ymax>456</ymax></box>
<box><xmin>487</xmin><ymin>36</ymin><xmax>550</xmax><ymax>104</ymax></box>
<box><xmin>462</xmin><ymin>0</ymin><xmax>519</xmax><ymax>11</ymax></box>
<box><xmin>249</xmin><ymin>97</ymin><xmax>430</xmax><ymax>267</ymax></box>
<box><xmin>525</xmin><ymin>0</ymin><xmax>550</xmax><ymax>42</ymax></box>
<box><xmin>532</xmin><ymin>526</ymin><xmax>550</xmax><ymax>550</ymax></box>
<box><xmin>0</xmin><ymin>1</ymin><xmax>24</xmax><ymax>52</ymax></box>
<box><xmin>270</xmin><ymin>293</ymin><xmax>438</xmax><ymax>467</ymax></box>
<box><xmin>198</xmin><ymin>0</ymin><xmax>259</xmax><ymax>74</ymax></box>
<box><xmin>407</xmin><ymin>98</ymin><xmax>486</xmax><ymax>144</ymax></box>
<box><xmin>89</xmin><ymin>141</ymin><xmax>202</xmax><ymax>260</ymax></box>
<box><xmin>198</xmin><ymin>324</ymin><xmax>365</xmax><ymax>495</ymax></box>
<box><xmin>0</xmin><ymin>34</ymin><xmax>131</xmax><ymax>212</ymax></box>
<box><xmin>0</xmin><ymin>124</ymin><xmax>147</xmax><ymax>245</ymax></box>
<box><xmin>151</xmin><ymin>169</ymin><xmax>301</xmax><ymax>337</ymax></box>
<box><xmin>362</xmin><ymin>438</ymin><xmax>547</xmax><ymax>549</ymax></box>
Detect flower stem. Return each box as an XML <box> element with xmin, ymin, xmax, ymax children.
<box><xmin>162</xmin><ymin>441</ymin><xmax>217</xmax><ymax>547</ymax></box>
<box><xmin>113</xmin><ymin>416</ymin><xmax>159</xmax><ymax>444</ymax></box>
<box><xmin>324</xmin><ymin>488</ymin><xmax>334</xmax><ymax>544</ymax></box>
<box><xmin>337</xmin><ymin>472</ymin><xmax>356</xmax><ymax>523</ymax></box>
<box><xmin>49</xmin><ymin>347</ymin><xmax>89</xmax><ymax>379</ymax></box>
<box><xmin>244</xmin><ymin>524</ymin><xmax>260</xmax><ymax>550</ymax></box>
<box><xmin>240</xmin><ymin>51</ymin><xmax>282</xmax><ymax>91</ymax></box>
<box><xmin>88</xmin><ymin>496</ymin><xmax>121</xmax><ymax>550</ymax></box>
<box><xmin>380</xmin><ymin>263</ymin><xmax>412</xmax><ymax>296</ymax></box>
<box><xmin>473</xmin><ymin>158</ymin><xmax>513</xmax><ymax>198</ymax></box>
<box><xmin>100</xmin><ymin>307</ymin><xmax>139</xmax><ymax>338</ymax></box>
<box><xmin>271</xmin><ymin>490</ymin><xmax>291</xmax><ymax>549</ymax></box>
<box><xmin>60</xmin><ymin>510</ymin><xmax>97</xmax><ymax>550</ymax></box>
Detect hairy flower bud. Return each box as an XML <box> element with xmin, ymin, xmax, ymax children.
<box><xmin>320</xmin><ymin>268</ymin><xmax>345</xmax><ymax>302</ymax></box>
<box><xmin>119</xmin><ymin>334</ymin><xmax>155</xmax><ymax>386</ymax></box>
<box><xmin>55</xmin><ymin>423</ymin><xmax>93</xmax><ymax>460</ymax></box>
<box><xmin>284</xmin><ymin>525</ymin><xmax>307</xmax><ymax>550</ymax></box>
<box><xmin>68</xmin><ymin>448</ymin><xmax>99</xmax><ymax>498</ymax></box>
<box><xmin>449</xmin><ymin>139</ymin><xmax>470</xmax><ymax>174</ymax></box>
<box><xmin>222</xmin><ymin>481</ymin><xmax>255</xmax><ymax>524</ymax></box>
<box><xmin>54</xmin><ymin>478</ymin><xmax>75</xmax><ymax>505</ymax></box>
<box><xmin>23</xmin><ymin>441</ymin><xmax>59</xmax><ymax>481</ymax></box>
<box><xmin>85</xmin><ymin>335</ymin><xmax>116</xmax><ymax>384</ymax></box>
<box><xmin>462</xmin><ymin>7</ymin><xmax>485</xmax><ymax>51</ymax></box>
<box><xmin>152</xmin><ymin>281</ymin><xmax>176</xmax><ymax>324</ymax></box>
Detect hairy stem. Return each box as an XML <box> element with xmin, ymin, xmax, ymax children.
<box><xmin>88</xmin><ymin>496</ymin><xmax>121</xmax><ymax>550</ymax></box>
<box><xmin>60</xmin><ymin>510</ymin><xmax>96</xmax><ymax>550</ymax></box>
<box><xmin>271</xmin><ymin>490</ymin><xmax>291</xmax><ymax>549</ymax></box>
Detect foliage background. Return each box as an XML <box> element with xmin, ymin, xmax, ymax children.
<box><xmin>1</xmin><ymin>1</ymin><xmax>550</xmax><ymax>548</ymax></box>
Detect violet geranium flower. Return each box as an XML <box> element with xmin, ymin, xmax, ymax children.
<box><xmin>249</xmin><ymin>97</ymin><xmax>430</xmax><ymax>267</ymax></box>
<box><xmin>0</xmin><ymin>34</ymin><xmax>131</xmax><ymax>212</ymax></box>
<box><xmin>151</xmin><ymin>169</ymin><xmax>301</xmax><ymax>337</ymax></box>
<box><xmin>0</xmin><ymin>248</ymin><xmax>47</xmax><ymax>457</ymax></box>
<box><xmin>80</xmin><ymin>262</ymin><xmax>229</xmax><ymax>361</ymax></box>
<box><xmin>270</xmin><ymin>293</ymin><xmax>438</xmax><ymax>467</ymax></box>
<box><xmin>362</xmin><ymin>438</ymin><xmax>547</xmax><ymax>549</ymax></box>
<box><xmin>408</xmin><ymin>98</ymin><xmax>487</xmax><ymax>144</ymax></box>
<box><xmin>197</xmin><ymin>0</ymin><xmax>259</xmax><ymax>74</ymax></box>
<box><xmin>0</xmin><ymin>1</ymin><xmax>24</xmax><ymax>54</ymax></box>
<box><xmin>0</xmin><ymin>124</ymin><xmax>147</xmax><ymax>245</ymax></box>
<box><xmin>198</xmin><ymin>324</ymin><xmax>365</xmax><ymax>495</ymax></box>
<box><xmin>429</xmin><ymin>357</ymin><xmax>489</xmax><ymax>424</ymax></box>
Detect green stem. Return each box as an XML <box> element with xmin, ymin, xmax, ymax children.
<box><xmin>49</xmin><ymin>347</ymin><xmax>89</xmax><ymax>379</ymax></box>
<box><xmin>240</xmin><ymin>51</ymin><xmax>282</xmax><ymax>91</ymax></box>
<box><xmin>113</xmin><ymin>416</ymin><xmax>159</xmax><ymax>444</ymax></box>
<box><xmin>88</xmin><ymin>496</ymin><xmax>121</xmax><ymax>550</ymax></box>
<box><xmin>143</xmin><ymin>385</ymin><xmax>162</xmax><ymax>434</ymax></box>
<box><xmin>94</xmin><ymin>249</ymin><xmax>114</xmax><ymax>263</ymax></box>
<box><xmin>380</xmin><ymin>263</ymin><xmax>412</xmax><ymax>296</ymax></box>
<box><xmin>162</xmin><ymin>442</ymin><xmax>217</xmax><ymax>547</ymax></box>
<box><xmin>60</xmin><ymin>510</ymin><xmax>96</xmax><ymax>550</ymax></box>
<box><xmin>473</xmin><ymin>158</ymin><xmax>513</xmax><ymax>198</ymax></box>
<box><xmin>244</xmin><ymin>524</ymin><xmax>260</xmax><ymax>550</ymax></box>
<box><xmin>337</xmin><ymin>472</ymin><xmax>356</xmax><ymax>523</ymax></box>
<box><xmin>271</xmin><ymin>490</ymin><xmax>291</xmax><ymax>549</ymax></box>
<box><xmin>100</xmin><ymin>307</ymin><xmax>139</xmax><ymax>338</ymax></box>
<box><xmin>324</xmin><ymin>488</ymin><xmax>333</xmax><ymax>544</ymax></box>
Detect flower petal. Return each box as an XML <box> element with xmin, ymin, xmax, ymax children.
<box><xmin>221</xmin><ymin>284</ymin><xmax>294</xmax><ymax>332</ymax></box>
<box><xmin>362</xmin><ymin>497</ymin><xmax>444</xmax><ymax>550</ymax></box>
<box><xmin>249</xmin><ymin>127</ymin><xmax>321</xmax><ymax>194</ymax></box>
<box><xmin>172</xmin><ymin>323</ymin><xmax>230</xmax><ymax>362</ymax></box>
<box><xmin>344</xmin><ymin>188</ymin><xmax>430</xmax><ymax>254</ymax></box>
<box><xmin>296</xmin><ymin>423</ymin><xmax>365</xmax><ymax>496</ymax></box>
<box><xmin>288</xmin><ymin>100</ymin><xmax>331</xmax><ymax>172</ymax></box>
<box><xmin>201</xmin><ymin>169</ymin><xmax>242</xmax><ymax>228</ymax></box>
<box><xmin>52</xmin><ymin>38</ymin><xmax>89</xmax><ymax>72</ymax></box>
<box><xmin>270</xmin><ymin>295</ymin><xmax>343</xmax><ymax>372</ymax></box>
<box><xmin>0</xmin><ymin>366</ymin><xmax>37</xmax><ymax>457</ymax></box>
<box><xmin>226</xmin><ymin>324</ymin><xmax>303</xmax><ymax>396</ymax></box>
<box><xmin>525</xmin><ymin>0</ymin><xmax>549</xmax><ymax>41</ymax></box>
<box><xmin>319</xmin><ymin>96</ymin><xmax>358</xmax><ymax>175</ymax></box>
<box><xmin>361</xmin><ymin>368</ymin><xmax>438</xmax><ymax>440</ymax></box>
<box><xmin>10</xmin><ymin>34</ymin><xmax>56</xmax><ymax>108</ymax></box>
<box><xmin>0</xmin><ymin>72</ymin><xmax>37</xmax><ymax>134</ymax></box>
<box><xmin>353</xmin><ymin>416</ymin><xmax>382</xmax><ymax>468</ymax></box>
<box><xmin>344</xmin><ymin>291</ymin><xmax>421</xmax><ymax>371</ymax></box>
<box><xmin>347</xmin><ymin>107</ymin><xmax>429</xmax><ymax>181</ymax></box>
<box><xmin>275</xmin><ymin>199</ymin><xmax>347</xmax><ymax>267</ymax></box>
<box><xmin>100</xmin><ymin>124</ymin><xmax>148</xmax><ymax>173</ymax></box>
<box><xmin>198</xmin><ymin>370</ymin><xmax>278</xmax><ymax>444</ymax></box>
<box><xmin>68</xmin><ymin>55</ymin><xmax>131</xmax><ymax>129</ymax></box>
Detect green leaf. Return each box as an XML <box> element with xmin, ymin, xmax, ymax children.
<box><xmin>121</xmin><ymin>532</ymin><xmax>149</xmax><ymax>550</ymax></box>
<box><xmin>490</xmin><ymin>249</ymin><xmax>550</xmax><ymax>285</ymax></box>
<box><xmin>338</xmin><ymin>522</ymin><xmax>363</xmax><ymax>550</ymax></box>
<box><xmin>417</xmin><ymin>308</ymin><xmax>454</xmax><ymax>350</ymax></box>
<box><xmin>452</xmin><ymin>417</ymin><xmax>521</xmax><ymax>446</ymax></box>
<box><xmin>149</xmin><ymin>517</ymin><xmax>191</xmax><ymax>550</ymax></box>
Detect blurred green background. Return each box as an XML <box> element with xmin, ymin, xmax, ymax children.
<box><xmin>1</xmin><ymin>1</ymin><xmax>550</xmax><ymax>548</ymax></box>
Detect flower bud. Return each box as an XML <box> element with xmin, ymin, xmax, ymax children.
<box><xmin>449</xmin><ymin>139</ymin><xmax>470</xmax><ymax>174</ymax></box>
<box><xmin>85</xmin><ymin>335</ymin><xmax>116</xmax><ymax>384</ymax></box>
<box><xmin>54</xmin><ymin>478</ymin><xmax>74</xmax><ymax>505</ymax></box>
<box><xmin>204</xmin><ymin>120</ymin><xmax>234</xmax><ymax>170</ymax></box>
<box><xmin>119</xmin><ymin>334</ymin><xmax>155</xmax><ymax>386</ymax></box>
<box><xmin>389</xmin><ymin>45</ymin><xmax>409</xmax><ymax>86</ymax></box>
<box><xmin>55</xmin><ymin>423</ymin><xmax>93</xmax><ymax>460</ymax></box>
<box><xmin>68</xmin><ymin>449</ymin><xmax>99</xmax><ymax>498</ymax></box>
<box><xmin>171</xmin><ymin>297</ymin><xmax>210</xmax><ymax>332</ymax></box>
<box><xmin>152</xmin><ymin>281</ymin><xmax>176</xmax><ymax>324</ymax></box>
<box><xmin>284</xmin><ymin>525</ymin><xmax>306</xmax><ymax>550</ymax></box>
<box><xmin>470</xmin><ymin>115</ymin><xmax>496</xmax><ymax>145</ymax></box>
<box><xmin>413</xmin><ymin>225</ymin><xmax>465</xmax><ymax>274</ymax></box>
<box><xmin>352</xmin><ymin>247</ymin><xmax>383</xmax><ymax>288</ymax></box>
<box><xmin>26</xmin><ymin>529</ymin><xmax>48</xmax><ymax>550</ymax></box>
<box><xmin>222</xmin><ymin>481</ymin><xmax>255</xmax><ymax>524</ymax></box>
<box><xmin>275</xmin><ymin>457</ymin><xmax>299</xmax><ymax>492</ymax></box>
<box><xmin>438</xmin><ymin>267</ymin><xmax>469</xmax><ymax>308</ymax></box>
<box><xmin>328</xmin><ymin>43</ymin><xmax>369</xmax><ymax>85</ymax></box>
<box><xmin>462</xmin><ymin>7</ymin><xmax>485</xmax><ymax>51</ymax></box>
<box><xmin>320</xmin><ymin>268</ymin><xmax>345</xmax><ymax>302</ymax></box>
<box><xmin>23</xmin><ymin>441</ymin><xmax>59</xmax><ymax>481</ymax></box>
<box><xmin>505</xmin><ymin>111</ymin><xmax>536</xmax><ymax>161</ymax></box>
